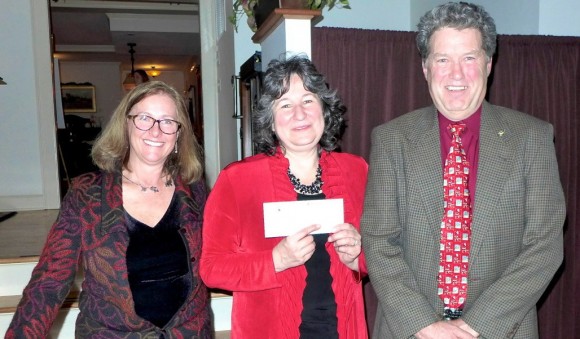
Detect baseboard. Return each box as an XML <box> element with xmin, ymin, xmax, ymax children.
<box><xmin>0</xmin><ymin>195</ymin><xmax>60</xmax><ymax>212</ymax></box>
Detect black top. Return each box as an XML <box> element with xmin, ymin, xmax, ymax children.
<box><xmin>125</xmin><ymin>195</ymin><xmax>191</xmax><ymax>328</ymax></box>
<box><xmin>298</xmin><ymin>192</ymin><xmax>338</xmax><ymax>339</ymax></box>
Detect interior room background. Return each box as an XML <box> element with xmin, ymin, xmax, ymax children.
<box><xmin>1</xmin><ymin>0</ymin><xmax>579</xmax><ymax>337</ymax></box>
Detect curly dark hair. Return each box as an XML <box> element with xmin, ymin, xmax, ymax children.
<box><xmin>253</xmin><ymin>55</ymin><xmax>346</xmax><ymax>155</ymax></box>
<box><xmin>416</xmin><ymin>2</ymin><xmax>497</xmax><ymax>61</ymax></box>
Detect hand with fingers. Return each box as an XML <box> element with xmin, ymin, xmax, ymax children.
<box><xmin>328</xmin><ymin>223</ymin><xmax>362</xmax><ymax>271</ymax></box>
<box><xmin>415</xmin><ymin>321</ymin><xmax>478</xmax><ymax>339</ymax></box>
<box><xmin>272</xmin><ymin>224</ymin><xmax>321</xmax><ymax>272</ymax></box>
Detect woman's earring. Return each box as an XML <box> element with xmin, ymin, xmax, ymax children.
<box><xmin>174</xmin><ymin>134</ymin><xmax>179</xmax><ymax>154</ymax></box>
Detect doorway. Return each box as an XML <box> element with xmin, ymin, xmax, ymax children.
<box><xmin>48</xmin><ymin>0</ymin><xmax>203</xmax><ymax>193</ymax></box>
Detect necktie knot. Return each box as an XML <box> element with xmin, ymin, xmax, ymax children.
<box><xmin>449</xmin><ymin>124</ymin><xmax>466</xmax><ymax>138</ymax></box>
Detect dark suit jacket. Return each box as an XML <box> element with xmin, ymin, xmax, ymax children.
<box><xmin>361</xmin><ymin>101</ymin><xmax>565</xmax><ymax>338</ymax></box>
<box><xmin>7</xmin><ymin>171</ymin><xmax>212</xmax><ymax>338</ymax></box>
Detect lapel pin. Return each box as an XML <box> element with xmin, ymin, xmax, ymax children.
<box><xmin>498</xmin><ymin>130</ymin><xmax>505</xmax><ymax>137</ymax></box>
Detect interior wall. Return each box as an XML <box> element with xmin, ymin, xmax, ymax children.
<box><xmin>59</xmin><ymin>62</ymin><xmax>187</xmax><ymax>127</ymax></box>
<box><xmin>234</xmin><ymin>0</ymin><xmax>580</xmax><ymax>74</ymax></box>
<box><xmin>411</xmin><ymin>0</ymin><xmax>540</xmax><ymax>35</ymax></box>
<box><xmin>0</xmin><ymin>0</ymin><xmax>59</xmax><ymax>212</ymax></box>
<box><xmin>59</xmin><ymin>62</ymin><xmax>123</xmax><ymax>127</ymax></box>
<box><xmin>200</xmin><ymin>0</ymin><xmax>238</xmax><ymax>187</ymax></box>
<box><xmin>539</xmin><ymin>0</ymin><xmax>580</xmax><ymax>36</ymax></box>
<box><xmin>0</xmin><ymin>1</ymin><xmax>42</xmax><ymax>195</ymax></box>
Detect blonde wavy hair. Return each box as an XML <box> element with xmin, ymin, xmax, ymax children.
<box><xmin>91</xmin><ymin>81</ymin><xmax>203</xmax><ymax>183</ymax></box>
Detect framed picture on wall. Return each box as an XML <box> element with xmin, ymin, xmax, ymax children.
<box><xmin>61</xmin><ymin>85</ymin><xmax>96</xmax><ymax>113</ymax></box>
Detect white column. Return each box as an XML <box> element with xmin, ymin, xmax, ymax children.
<box><xmin>252</xmin><ymin>8</ymin><xmax>321</xmax><ymax>67</ymax></box>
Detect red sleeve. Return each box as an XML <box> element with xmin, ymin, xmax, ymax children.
<box><xmin>200</xmin><ymin>167</ymin><xmax>282</xmax><ymax>292</ymax></box>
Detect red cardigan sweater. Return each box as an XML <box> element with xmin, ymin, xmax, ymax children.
<box><xmin>200</xmin><ymin>150</ymin><xmax>369</xmax><ymax>339</ymax></box>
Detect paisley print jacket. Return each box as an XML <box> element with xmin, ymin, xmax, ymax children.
<box><xmin>6</xmin><ymin>170</ymin><xmax>212</xmax><ymax>338</ymax></box>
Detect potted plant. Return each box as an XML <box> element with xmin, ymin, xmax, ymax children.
<box><xmin>229</xmin><ymin>0</ymin><xmax>351</xmax><ymax>33</ymax></box>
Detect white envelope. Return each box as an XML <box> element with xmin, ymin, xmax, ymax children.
<box><xmin>263</xmin><ymin>198</ymin><xmax>344</xmax><ymax>238</ymax></box>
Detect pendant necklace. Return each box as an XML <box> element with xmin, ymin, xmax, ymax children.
<box><xmin>122</xmin><ymin>174</ymin><xmax>173</xmax><ymax>193</ymax></box>
<box><xmin>287</xmin><ymin>165</ymin><xmax>323</xmax><ymax>195</ymax></box>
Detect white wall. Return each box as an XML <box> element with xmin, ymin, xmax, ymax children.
<box><xmin>409</xmin><ymin>1</ymin><xmax>540</xmax><ymax>34</ymax></box>
<box><xmin>539</xmin><ymin>0</ymin><xmax>580</xmax><ymax>36</ymax></box>
<box><xmin>319</xmin><ymin>0</ymin><xmax>410</xmax><ymax>31</ymax></box>
<box><xmin>0</xmin><ymin>0</ymin><xmax>59</xmax><ymax>212</ymax></box>
<box><xmin>59</xmin><ymin>63</ymin><xmax>186</xmax><ymax>127</ymax></box>
<box><xmin>322</xmin><ymin>0</ymin><xmax>579</xmax><ymax>35</ymax></box>
<box><xmin>60</xmin><ymin>62</ymin><xmax>124</xmax><ymax>127</ymax></box>
<box><xmin>409</xmin><ymin>0</ymin><xmax>579</xmax><ymax>36</ymax></box>
<box><xmin>200</xmin><ymin>0</ymin><xmax>238</xmax><ymax>187</ymax></box>
<box><xmin>0</xmin><ymin>2</ymin><xmax>42</xmax><ymax>195</ymax></box>
<box><xmin>234</xmin><ymin>0</ymin><xmax>580</xmax><ymax>73</ymax></box>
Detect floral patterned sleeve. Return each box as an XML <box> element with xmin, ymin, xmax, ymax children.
<box><xmin>6</xmin><ymin>177</ymin><xmax>87</xmax><ymax>338</ymax></box>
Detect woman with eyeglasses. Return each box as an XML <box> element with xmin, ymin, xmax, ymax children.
<box><xmin>7</xmin><ymin>81</ymin><xmax>212</xmax><ymax>338</ymax></box>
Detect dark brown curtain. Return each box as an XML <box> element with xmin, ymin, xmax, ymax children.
<box><xmin>488</xmin><ymin>34</ymin><xmax>580</xmax><ymax>338</ymax></box>
<box><xmin>312</xmin><ymin>28</ymin><xmax>431</xmax><ymax>159</ymax></box>
<box><xmin>312</xmin><ymin>27</ymin><xmax>580</xmax><ymax>338</ymax></box>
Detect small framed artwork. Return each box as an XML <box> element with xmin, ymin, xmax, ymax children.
<box><xmin>61</xmin><ymin>85</ymin><xmax>96</xmax><ymax>113</ymax></box>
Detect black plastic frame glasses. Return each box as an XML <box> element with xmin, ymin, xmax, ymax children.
<box><xmin>128</xmin><ymin>114</ymin><xmax>181</xmax><ymax>135</ymax></box>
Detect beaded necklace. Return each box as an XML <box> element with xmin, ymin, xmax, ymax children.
<box><xmin>287</xmin><ymin>165</ymin><xmax>323</xmax><ymax>195</ymax></box>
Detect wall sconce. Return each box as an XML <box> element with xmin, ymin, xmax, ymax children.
<box><xmin>147</xmin><ymin>66</ymin><xmax>161</xmax><ymax>78</ymax></box>
<box><xmin>122</xmin><ymin>43</ymin><xmax>136</xmax><ymax>91</ymax></box>
<box><xmin>0</xmin><ymin>76</ymin><xmax>6</xmax><ymax>85</ymax></box>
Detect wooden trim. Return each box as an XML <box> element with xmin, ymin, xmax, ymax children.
<box><xmin>0</xmin><ymin>256</ymin><xmax>40</xmax><ymax>265</ymax></box>
<box><xmin>0</xmin><ymin>295</ymin><xmax>21</xmax><ymax>313</ymax></box>
<box><xmin>252</xmin><ymin>8</ymin><xmax>321</xmax><ymax>44</ymax></box>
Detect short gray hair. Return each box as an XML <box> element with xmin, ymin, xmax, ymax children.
<box><xmin>416</xmin><ymin>2</ymin><xmax>497</xmax><ymax>61</ymax></box>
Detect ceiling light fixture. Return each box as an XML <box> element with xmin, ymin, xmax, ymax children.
<box><xmin>147</xmin><ymin>66</ymin><xmax>160</xmax><ymax>78</ymax></box>
<box><xmin>122</xmin><ymin>43</ymin><xmax>136</xmax><ymax>91</ymax></box>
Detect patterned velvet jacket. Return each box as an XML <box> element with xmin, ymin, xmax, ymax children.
<box><xmin>7</xmin><ymin>170</ymin><xmax>212</xmax><ymax>338</ymax></box>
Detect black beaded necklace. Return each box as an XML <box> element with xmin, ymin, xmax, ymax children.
<box><xmin>287</xmin><ymin>165</ymin><xmax>323</xmax><ymax>195</ymax></box>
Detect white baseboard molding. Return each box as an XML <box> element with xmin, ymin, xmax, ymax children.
<box><xmin>0</xmin><ymin>195</ymin><xmax>60</xmax><ymax>212</ymax></box>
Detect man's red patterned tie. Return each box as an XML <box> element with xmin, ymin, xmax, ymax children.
<box><xmin>438</xmin><ymin>124</ymin><xmax>472</xmax><ymax>320</ymax></box>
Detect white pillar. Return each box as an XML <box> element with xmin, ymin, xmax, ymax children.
<box><xmin>252</xmin><ymin>8</ymin><xmax>321</xmax><ymax>67</ymax></box>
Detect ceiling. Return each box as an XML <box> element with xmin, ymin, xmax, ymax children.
<box><xmin>50</xmin><ymin>0</ymin><xmax>201</xmax><ymax>74</ymax></box>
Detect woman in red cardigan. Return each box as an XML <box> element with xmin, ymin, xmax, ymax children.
<box><xmin>200</xmin><ymin>56</ymin><xmax>368</xmax><ymax>338</ymax></box>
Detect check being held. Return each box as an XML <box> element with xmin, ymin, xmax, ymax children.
<box><xmin>263</xmin><ymin>198</ymin><xmax>344</xmax><ymax>238</ymax></box>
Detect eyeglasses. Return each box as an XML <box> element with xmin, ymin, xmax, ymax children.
<box><xmin>128</xmin><ymin>114</ymin><xmax>181</xmax><ymax>135</ymax></box>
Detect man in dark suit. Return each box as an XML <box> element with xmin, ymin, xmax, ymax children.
<box><xmin>361</xmin><ymin>2</ymin><xmax>566</xmax><ymax>338</ymax></box>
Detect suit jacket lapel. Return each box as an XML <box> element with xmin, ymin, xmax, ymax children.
<box><xmin>407</xmin><ymin>106</ymin><xmax>444</xmax><ymax>239</ymax></box>
<box><xmin>469</xmin><ymin>102</ymin><xmax>513</xmax><ymax>264</ymax></box>
<box><xmin>406</xmin><ymin>103</ymin><xmax>514</xmax><ymax>253</ymax></box>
